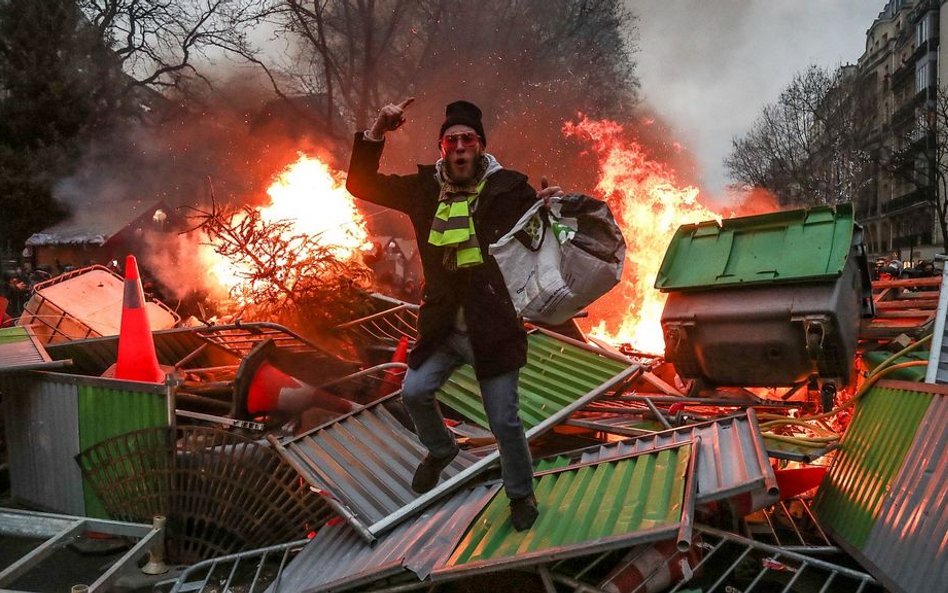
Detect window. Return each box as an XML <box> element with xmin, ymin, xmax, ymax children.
<box><xmin>916</xmin><ymin>12</ymin><xmax>934</xmax><ymax>46</ymax></box>
<box><xmin>915</xmin><ymin>55</ymin><xmax>935</xmax><ymax>94</ymax></box>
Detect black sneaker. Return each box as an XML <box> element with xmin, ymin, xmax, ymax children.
<box><xmin>411</xmin><ymin>448</ymin><xmax>459</xmax><ymax>493</ymax></box>
<box><xmin>509</xmin><ymin>494</ymin><xmax>539</xmax><ymax>531</ymax></box>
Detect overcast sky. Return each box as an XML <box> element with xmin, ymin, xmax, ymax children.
<box><xmin>634</xmin><ymin>0</ymin><xmax>884</xmax><ymax>199</ymax></box>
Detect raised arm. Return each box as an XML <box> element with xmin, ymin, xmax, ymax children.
<box><xmin>345</xmin><ymin>98</ymin><xmax>421</xmax><ymax>214</ymax></box>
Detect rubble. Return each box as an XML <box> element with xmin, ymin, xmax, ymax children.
<box><xmin>0</xmin><ymin>203</ymin><xmax>945</xmax><ymax>592</ymax></box>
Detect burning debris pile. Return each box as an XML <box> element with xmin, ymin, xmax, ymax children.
<box><xmin>191</xmin><ymin>154</ymin><xmax>375</xmax><ymax>334</ymax></box>
<box><xmin>0</xmin><ymin>120</ymin><xmax>945</xmax><ymax>593</ymax></box>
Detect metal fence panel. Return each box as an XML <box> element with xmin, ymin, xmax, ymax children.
<box><xmin>0</xmin><ymin>375</ymin><xmax>84</xmax><ymax>514</ymax></box>
<box><xmin>271</xmin><ymin>486</ymin><xmax>498</xmax><ymax>593</ymax></box>
<box><xmin>77</xmin><ymin>383</ymin><xmax>169</xmax><ymax>517</ymax></box>
<box><xmin>927</xmin><ymin>259</ymin><xmax>948</xmax><ymax>383</ymax></box>
<box><xmin>437</xmin><ymin>332</ymin><xmax>631</xmax><ymax>429</ymax></box>
<box><xmin>816</xmin><ymin>380</ymin><xmax>948</xmax><ymax>593</ymax></box>
<box><xmin>434</xmin><ymin>441</ymin><xmax>695</xmax><ymax>579</ymax></box>
<box><xmin>0</xmin><ymin>326</ymin><xmax>62</xmax><ymax>373</ymax></box>
<box><xmin>274</xmin><ymin>399</ymin><xmax>478</xmax><ymax>537</ymax></box>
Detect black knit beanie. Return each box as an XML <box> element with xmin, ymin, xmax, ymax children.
<box><xmin>439</xmin><ymin>100</ymin><xmax>486</xmax><ymax>146</ymax></box>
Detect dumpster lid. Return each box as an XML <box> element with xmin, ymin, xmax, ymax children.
<box><xmin>0</xmin><ymin>326</ymin><xmax>69</xmax><ymax>373</ymax></box>
<box><xmin>655</xmin><ymin>203</ymin><xmax>855</xmax><ymax>291</ymax></box>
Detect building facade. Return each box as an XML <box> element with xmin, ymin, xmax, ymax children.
<box><xmin>856</xmin><ymin>0</ymin><xmax>945</xmax><ymax>259</ymax></box>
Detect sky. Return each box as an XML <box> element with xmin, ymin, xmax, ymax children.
<box><xmin>634</xmin><ymin>0</ymin><xmax>885</xmax><ymax>199</ymax></box>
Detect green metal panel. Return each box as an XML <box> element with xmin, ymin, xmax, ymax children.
<box><xmin>0</xmin><ymin>326</ymin><xmax>29</xmax><ymax>344</ymax></box>
<box><xmin>813</xmin><ymin>384</ymin><xmax>932</xmax><ymax>548</ymax></box>
<box><xmin>436</xmin><ymin>332</ymin><xmax>630</xmax><ymax>429</ymax></box>
<box><xmin>0</xmin><ymin>326</ymin><xmax>58</xmax><ymax>372</ymax></box>
<box><xmin>446</xmin><ymin>443</ymin><xmax>691</xmax><ymax>567</ymax></box>
<box><xmin>655</xmin><ymin>203</ymin><xmax>854</xmax><ymax>291</ymax></box>
<box><xmin>862</xmin><ymin>350</ymin><xmax>929</xmax><ymax>382</ymax></box>
<box><xmin>78</xmin><ymin>384</ymin><xmax>168</xmax><ymax>518</ymax></box>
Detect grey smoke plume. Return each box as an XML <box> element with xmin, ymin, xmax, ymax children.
<box><xmin>633</xmin><ymin>0</ymin><xmax>881</xmax><ymax>205</ymax></box>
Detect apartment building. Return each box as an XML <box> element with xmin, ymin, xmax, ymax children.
<box><xmin>855</xmin><ymin>0</ymin><xmax>944</xmax><ymax>258</ymax></box>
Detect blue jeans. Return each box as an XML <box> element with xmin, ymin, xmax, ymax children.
<box><xmin>401</xmin><ymin>330</ymin><xmax>534</xmax><ymax>500</ymax></box>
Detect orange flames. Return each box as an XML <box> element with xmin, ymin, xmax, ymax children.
<box><xmin>203</xmin><ymin>154</ymin><xmax>371</xmax><ymax>300</ymax></box>
<box><xmin>564</xmin><ymin>116</ymin><xmax>720</xmax><ymax>354</ymax></box>
<box><xmin>201</xmin><ymin>123</ymin><xmax>719</xmax><ymax>356</ymax></box>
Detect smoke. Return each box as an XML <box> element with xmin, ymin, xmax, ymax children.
<box><xmin>725</xmin><ymin>185</ymin><xmax>783</xmax><ymax>217</ymax></box>
<box><xmin>140</xmin><ymin>229</ymin><xmax>229</xmax><ymax>306</ymax></box>
<box><xmin>633</xmin><ymin>0</ymin><xmax>882</xmax><ymax>203</ymax></box>
<box><xmin>52</xmin><ymin>1</ymin><xmax>799</xmax><ymax>313</ymax></box>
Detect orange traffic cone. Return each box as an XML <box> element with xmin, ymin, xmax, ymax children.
<box><xmin>114</xmin><ymin>255</ymin><xmax>164</xmax><ymax>383</ymax></box>
<box><xmin>378</xmin><ymin>336</ymin><xmax>410</xmax><ymax>397</ymax></box>
<box><xmin>234</xmin><ymin>339</ymin><xmax>356</xmax><ymax>419</ymax></box>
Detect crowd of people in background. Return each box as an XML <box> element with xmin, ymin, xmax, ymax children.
<box><xmin>873</xmin><ymin>251</ymin><xmax>941</xmax><ymax>280</ymax></box>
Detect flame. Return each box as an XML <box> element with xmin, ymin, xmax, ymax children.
<box><xmin>262</xmin><ymin>155</ymin><xmax>370</xmax><ymax>256</ymax></box>
<box><xmin>202</xmin><ymin>153</ymin><xmax>370</xmax><ymax>300</ymax></box>
<box><xmin>564</xmin><ymin>116</ymin><xmax>720</xmax><ymax>354</ymax></box>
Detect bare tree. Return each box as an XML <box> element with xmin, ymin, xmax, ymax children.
<box><xmin>76</xmin><ymin>0</ymin><xmax>259</xmax><ymax>104</ymax></box>
<box><xmin>725</xmin><ymin>65</ymin><xmax>871</xmax><ymax>208</ymax></box>
<box><xmin>241</xmin><ymin>0</ymin><xmax>638</xmax><ymax>138</ymax></box>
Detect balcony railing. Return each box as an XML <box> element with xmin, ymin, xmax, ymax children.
<box><xmin>882</xmin><ymin>188</ymin><xmax>932</xmax><ymax>214</ymax></box>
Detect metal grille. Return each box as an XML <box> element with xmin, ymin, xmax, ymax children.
<box><xmin>335</xmin><ymin>294</ymin><xmax>419</xmax><ymax>353</ymax></box>
<box><xmin>76</xmin><ymin>426</ymin><xmax>332</xmax><ymax>564</ymax></box>
<box><xmin>193</xmin><ymin>323</ymin><xmax>328</xmax><ymax>357</ymax></box>
<box><xmin>166</xmin><ymin>540</ymin><xmax>308</xmax><ymax>593</ymax></box>
<box><xmin>545</xmin><ymin>526</ymin><xmax>883</xmax><ymax>593</ymax></box>
<box><xmin>749</xmin><ymin>497</ymin><xmax>835</xmax><ymax>551</ymax></box>
<box><xmin>271</xmin><ymin>398</ymin><xmax>478</xmax><ymax>540</ymax></box>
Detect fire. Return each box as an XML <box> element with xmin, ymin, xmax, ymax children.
<box><xmin>564</xmin><ymin>116</ymin><xmax>719</xmax><ymax>354</ymax></box>
<box><xmin>262</xmin><ymin>155</ymin><xmax>370</xmax><ymax>256</ymax></box>
<box><xmin>203</xmin><ymin>154</ymin><xmax>370</xmax><ymax>300</ymax></box>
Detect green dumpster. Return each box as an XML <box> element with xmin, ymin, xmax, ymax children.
<box><xmin>657</xmin><ymin>203</ymin><xmax>873</xmax><ymax>386</ymax></box>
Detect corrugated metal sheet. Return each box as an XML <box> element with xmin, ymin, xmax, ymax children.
<box><xmin>0</xmin><ymin>326</ymin><xmax>60</xmax><ymax>373</ymax></box>
<box><xmin>863</xmin><ymin>388</ymin><xmax>948</xmax><ymax>593</ymax></box>
<box><xmin>0</xmin><ymin>375</ymin><xmax>85</xmax><ymax>515</ymax></box>
<box><xmin>77</xmin><ymin>383</ymin><xmax>169</xmax><ymax>518</ymax></box>
<box><xmin>273</xmin><ymin>485</ymin><xmax>498</xmax><ymax>593</ymax></box>
<box><xmin>814</xmin><ymin>382</ymin><xmax>932</xmax><ymax>549</ymax></box>
<box><xmin>273</xmin><ymin>398</ymin><xmax>478</xmax><ymax>537</ymax></box>
<box><xmin>434</xmin><ymin>442</ymin><xmax>694</xmax><ymax>578</ymax></box>
<box><xmin>437</xmin><ymin>332</ymin><xmax>630</xmax><ymax>429</ymax></box>
<box><xmin>548</xmin><ymin>410</ymin><xmax>778</xmax><ymax>506</ymax></box>
<box><xmin>365</xmin><ymin>363</ymin><xmax>643</xmax><ymax>538</ymax></box>
<box><xmin>926</xmin><ymin>262</ymin><xmax>948</xmax><ymax>383</ymax></box>
<box><xmin>817</xmin><ymin>380</ymin><xmax>948</xmax><ymax>593</ymax></box>
<box><xmin>0</xmin><ymin>372</ymin><xmax>168</xmax><ymax>517</ymax></box>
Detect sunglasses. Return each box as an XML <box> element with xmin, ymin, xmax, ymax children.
<box><xmin>440</xmin><ymin>131</ymin><xmax>480</xmax><ymax>151</ymax></box>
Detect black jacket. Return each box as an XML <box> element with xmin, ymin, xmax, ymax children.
<box><xmin>346</xmin><ymin>132</ymin><xmax>539</xmax><ymax>379</ymax></box>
